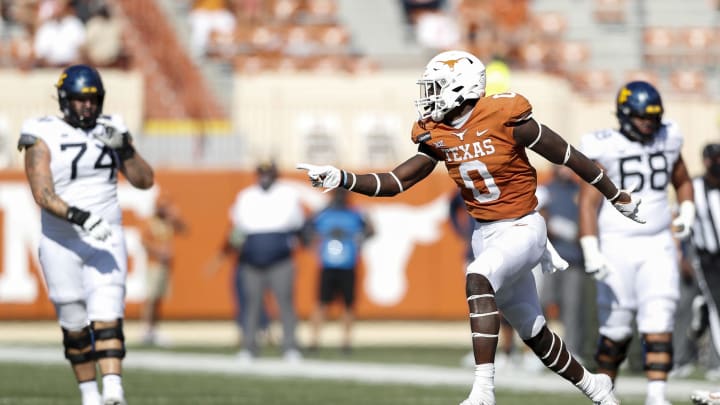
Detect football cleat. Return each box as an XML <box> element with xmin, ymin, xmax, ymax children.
<box><xmin>692</xmin><ymin>390</ymin><xmax>720</xmax><ymax>405</ymax></box>
<box><xmin>589</xmin><ymin>373</ymin><xmax>620</xmax><ymax>405</ymax></box>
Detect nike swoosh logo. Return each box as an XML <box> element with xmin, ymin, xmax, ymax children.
<box><xmin>476</xmin><ymin>129</ymin><xmax>489</xmax><ymax>137</ymax></box>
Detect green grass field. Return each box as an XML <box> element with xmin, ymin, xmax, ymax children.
<box><xmin>0</xmin><ymin>361</ymin><xmax>648</xmax><ymax>405</ymax></box>
<box><xmin>0</xmin><ymin>342</ymin><xmax>653</xmax><ymax>405</ymax></box>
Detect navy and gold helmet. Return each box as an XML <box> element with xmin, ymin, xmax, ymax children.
<box><xmin>616</xmin><ymin>80</ymin><xmax>664</xmax><ymax>142</ymax></box>
<box><xmin>55</xmin><ymin>64</ymin><xmax>105</xmax><ymax>129</ymax></box>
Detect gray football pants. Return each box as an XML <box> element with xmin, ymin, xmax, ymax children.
<box><xmin>240</xmin><ymin>258</ymin><xmax>298</xmax><ymax>355</ymax></box>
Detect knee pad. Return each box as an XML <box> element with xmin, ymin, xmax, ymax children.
<box><xmin>62</xmin><ymin>326</ymin><xmax>94</xmax><ymax>365</ymax></box>
<box><xmin>595</xmin><ymin>335</ymin><xmax>631</xmax><ymax>372</ymax></box>
<box><xmin>643</xmin><ymin>336</ymin><xmax>673</xmax><ymax>373</ymax></box>
<box><xmin>91</xmin><ymin>319</ymin><xmax>126</xmax><ymax>360</ymax></box>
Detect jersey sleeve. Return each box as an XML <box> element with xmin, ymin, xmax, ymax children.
<box><xmin>410</xmin><ymin>121</ymin><xmax>431</xmax><ymax>144</ymax></box>
<box><xmin>504</xmin><ymin>93</ymin><xmax>533</xmax><ymax>125</ymax></box>
<box><xmin>17</xmin><ymin>117</ymin><xmax>51</xmax><ymax>150</ymax></box>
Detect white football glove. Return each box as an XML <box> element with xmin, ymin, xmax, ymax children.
<box><xmin>82</xmin><ymin>213</ymin><xmax>112</xmax><ymax>241</ymax></box>
<box><xmin>612</xmin><ymin>188</ymin><xmax>645</xmax><ymax>224</ymax></box>
<box><xmin>296</xmin><ymin>163</ymin><xmax>342</xmax><ymax>191</ymax></box>
<box><xmin>672</xmin><ymin>200</ymin><xmax>696</xmax><ymax>240</ymax></box>
<box><xmin>95</xmin><ymin>116</ymin><xmax>129</xmax><ymax>149</ymax></box>
<box><xmin>580</xmin><ymin>235</ymin><xmax>612</xmax><ymax>280</ymax></box>
<box><xmin>540</xmin><ymin>239</ymin><xmax>569</xmax><ymax>274</ymax></box>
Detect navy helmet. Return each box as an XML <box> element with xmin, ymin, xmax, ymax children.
<box><xmin>616</xmin><ymin>80</ymin><xmax>663</xmax><ymax>142</ymax></box>
<box><xmin>55</xmin><ymin>64</ymin><xmax>105</xmax><ymax>129</ymax></box>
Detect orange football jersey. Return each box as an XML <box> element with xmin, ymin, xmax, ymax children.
<box><xmin>411</xmin><ymin>92</ymin><xmax>538</xmax><ymax>221</ymax></box>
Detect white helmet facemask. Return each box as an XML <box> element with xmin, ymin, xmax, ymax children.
<box><xmin>415</xmin><ymin>50</ymin><xmax>486</xmax><ymax>122</ymax></box>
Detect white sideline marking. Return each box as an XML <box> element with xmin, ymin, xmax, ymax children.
<box><xmin>0</xmin><ymin>345</ymin><xmax>715</xmax><ymax>401</ymax></box>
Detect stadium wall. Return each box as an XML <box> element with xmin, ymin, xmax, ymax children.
<box><xmin>0</xmin><ymin>169</ymin><xmax>470</xmax><ymax>321</ymax></box>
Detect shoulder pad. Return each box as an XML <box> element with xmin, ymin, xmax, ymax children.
<box><xmin>17</xmin><ymin>133</ymin><xmax>37</xmax><ymax>151</ymax></box>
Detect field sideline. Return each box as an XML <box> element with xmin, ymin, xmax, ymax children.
<box><xmin>0</xmin><ymin>321</ymin><xmax>715</xmax><ymax>403</ymax></box>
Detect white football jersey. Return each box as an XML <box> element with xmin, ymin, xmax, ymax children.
<box><xmin>579</xmin><ymin>120</ymin><xmax>683</xmax><ymax>237</ymax></box>
<box><xmin>20</xmin><ymin>114</ymin><xmax>126</xmax><ymax>238</ymax></box>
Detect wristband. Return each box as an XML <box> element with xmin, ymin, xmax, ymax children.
<box><xmin>607</xmin><ymin>189</ymin><xmax>621</xmax><ymax>203</ymax></box>
<box><xmin>66</xmin><ymin>206</ymin><xmax>90</xmax><ymax>226</ymax></box>
<box><xmin>116</xmin><ymin>133</ymin><xmax>135</xmax><ymax>160</ymax></box>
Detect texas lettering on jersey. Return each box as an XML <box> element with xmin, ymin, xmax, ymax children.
<box><xmin>411</xmin><ymin>92</ymin><xmax>538</xmax><ymax>221</ymax></box>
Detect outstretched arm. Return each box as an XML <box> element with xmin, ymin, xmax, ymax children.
<box><xmin>513</xmin><ymin>118</ymin><xmax>643</xmax><ymax>223</ymax></box>
<box><xmin>514</xmin><ymin>119</ymin><xmax>623</xmax><ymax>203</ymax></box>
<box><xmin>298</xmin><ymin>146</ymin><xmax>439</xmax><ymax>197</ymax></box>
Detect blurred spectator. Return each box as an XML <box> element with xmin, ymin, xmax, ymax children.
<box><xmin>306</xmin><ymin>187</ymin><xmax>373</xmax><ymax>354</ymax></box>
<box><xmin>140</xmin><ymin>192</ymin><xmax>187</xmax><ymax>347</ymax></box>
<box><xmin>537</xmin><ymin>166</ymin><xmax>588</xmax><ymax>361</ymax></box>
<box><xmin>33</xmin><ymin>0</ymin><xmax>86</xmax><ymax>67</ymax></box>
<box><xmin>205</xmin><ymin>200</ymin><xmax>272</xmax><ymax>354</ymax></box>
<box><xmin>400</xmin><ymin>0</ymin><xmax>445</xmax><ymax>25</ymax></box>
<box><xmin>189</xmin><ymin>0</ymin><xmax>236</xmax><ymax>58</ymax></box>
<box><xmin>84</xmin><ymin>4</ymin><xmax>124</xmax><ymax>68</ymax></box>
<box><xmin>414</xmin><ymin>9</ymin><xmax>461</xmax><ymax>51</ymax></box>
<box><xmin>225</xmin><ymin>161</ymin><xmax>305</xmax><ymax>362</ymax></box>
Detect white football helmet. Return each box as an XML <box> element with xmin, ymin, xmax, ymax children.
<box><xmin>415</xmin><ymin>50</ymin><xmax>486</xmax><ymax>122</ymax></box>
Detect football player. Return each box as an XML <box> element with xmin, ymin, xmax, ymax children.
<box><xmin>298</xmin><ymin>50</ymin><xmax>642</xmax><ymax>405</ymax></box>
<box><xmin>18</xmin><ymin>65</ymin><xmax>154</xmax><ymax>405</ymax></box>
<box><xmin>578</xmin><ymin>81</ymin><xmax>694</xmax><ymax>405</ymax></box>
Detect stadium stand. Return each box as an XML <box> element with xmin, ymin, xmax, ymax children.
<box><xmin>0</xmin><ymin>0</ymin><xmax>716</xmax><ymax>167</ymax></box>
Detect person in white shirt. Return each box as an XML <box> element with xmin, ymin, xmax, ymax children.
<box><xmin>18</xmin><ymin>64</ymin><xmax>154</xmax><ymax>405</ymax></box>
<box><xmin>33</xmin><ymin>0</ymin><xmax>86</xmax><ymax>67</ymax></box>
<box><xmin>230</xmin><ymin>161</ymin><xmax>305</xmax><ymax>362</ymax></box>
<box><xmin>578</xmin><ymin>80</ymin><xmax>695</xmax><ymax>405</ymax></box>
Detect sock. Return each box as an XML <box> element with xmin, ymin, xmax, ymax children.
<box><xmin>474</xmin><ymin>363</ymin><xmax>495</xmax><ymax>389</ymax></box>
<box><xmin>647</xmin><ymin>380</ymin><xmax>666</xmax><ymax>400</ymax></box>
<box><xmin>79</xmin><ymin>380</ymin><xmax>101</xmax><ymax>405</ymax></box>
<box><xmin>575</xmin><ymin>368</ymin><xmax>601</xmax><ymax>399</ymax></box>
<box><xmin>102</xmin><ymin>374</ymin><xmax>124</xmax><ymax>399</ymax></box>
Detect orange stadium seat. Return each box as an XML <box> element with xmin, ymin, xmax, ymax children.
<box><xmin>643</xmin><ymin>27</ymin><xmax>676</xmax><ymax>66</ymax></box>
<box><xmin>669</xmin><ymin>70</ymin><xmax>707</xmax><ymax>95</ymax></box>
<box><xmin>518</xmin><ymin>40</ymin><xmax>550</xmax><ymax>71</ymax></box>
<box><xmin>531</xmin><ymin>12</ymin><xmax>567</xmax><ymax>39</ymax></box>
<box><xmin>593</xmin><ymin>0</ymin><xmax>626</xmax><ymax>24</ymax></box>
<box><xmin>570</xmin><ymin>69</ymin><xmax>616</xmax><ymax>96</ymax></box>
<box><xmin>304</xmin><ymin>0</ymin><xmax>338</xmax><ymax>23</ymax></box>
<box><xmin>269</xmin><ymin>0</ymin><xmax>303</xmax><ymax>22</ymax></box>
<box><xmin>623</xmin><ymin>70</ymin><xmax>660</xmax><ymax>87</ymax></box>
<box><xmin>678</xmin><ymin>27</ymin><xmax>715</xmax><ymax>66</ymax></box>
<box><xmin>547</xmin><ymin>41</ymin><xmax>590</xmax><ymax>72</ymax></box>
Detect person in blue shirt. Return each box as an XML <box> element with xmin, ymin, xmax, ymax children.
<box><xmin>307</xmin><ymin>187</ymin><xmax>374</xmax><ymax>354</ymax></box>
